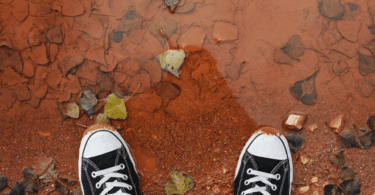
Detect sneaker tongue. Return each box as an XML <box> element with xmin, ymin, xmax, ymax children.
<box><xmin>89</xmin><ymin>148</ymin><xmax>119</xmax><ymax>170</ymax></box>
<box><xmin>89</xmin><ymin>148</ymin><xmax>126</xmax><ymax>194</ymax></box>
<box><xmin>251</xmin><ymin>155</ymin><xmax>283</xmax><ymax>193</ymax></box>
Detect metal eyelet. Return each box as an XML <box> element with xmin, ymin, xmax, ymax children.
<box><xmin>246</xmin><ymin>168</ymin><xmax>252</xmax><ymax>175</ymax></box>
<box><xmin>244</xmin><ymin>180</ymin><xmax>250</xmax><ymax>186</ymax></box>
<box><xmin>127</xmin><ymin>186</ymin><xmax>133</xmax><ymax>190</ymax></box>
<box><xmin>123</xmin><ymin>175</ymin><xmax>128</xmax><ymax>180</ymax></box>
<box><xmin>96</xmin><ymin>183</ymin><xmax>101</xmax><ymax>189</ymax></box>
<box><xmin>120</xmin><ymin>163</ymin><xmax>125</xmax><ymax>169</ymax></box>
<box><xmin>271</xmin><ymin>185</ymin><xmax>277</xmax><ymax>191</ymax></box>
<box><xmin>91</xmin><ymin>172</ymin><xmax>97</xmax><ymax>178</ymax></box>
<box><xmin>275</xmin><ymin>174</ymin><xmax>281</xmax><ymax>180</ymax></box>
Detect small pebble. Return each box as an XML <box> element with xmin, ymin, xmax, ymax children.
<box><xmin>298</xmin><ymin>186</ymin><xmax>310</xmax><ymax>193</ymax></box>
<box><xmin>307</xmin><ymin>124</ymin><xmax>318</xmax><ymax>132</ymax></box>
<box><xmin>284</xmin><ymin>113</ymin><xmax>307</xmax><ymax>131</ymax></box>
<box><xmin>329</xmin><ymin>115</ymin><xmax>344</xmax><ymax>133</ymax></box>
<box><xmin>311</xmin><ymin>177</ymin><xmax>318</xmax><ymax>183</ymax></box>
<box><xmin>300</xmin><ymin>155</ymin><xmax>310</xmax><ymax>164</ymax></box>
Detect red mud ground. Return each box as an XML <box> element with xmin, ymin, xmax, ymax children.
<box><xmin>1</xmin><ymin>0</ymin><xmax>375</xmax><ymax>194</ymax></box>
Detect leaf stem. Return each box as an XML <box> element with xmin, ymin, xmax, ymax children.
<box><xmin>124</xmin><ymin>84</ymin><xmax>141</xmax><ymax>102</ymax></box>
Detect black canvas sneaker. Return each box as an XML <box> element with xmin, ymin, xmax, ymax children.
<box><xmin>79</xmin><ymin>124</ymin><xmax>141</xmax><ymax>195</ymax></box>
<box><xmin>234</xmin><ymin>127</ymin><xmax>293</xmax><ymax>195</ymax></box>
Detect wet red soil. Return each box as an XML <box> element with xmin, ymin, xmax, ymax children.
<box><xmin>2</xmin><ymin>0</ymin><xmax>375</xmax><ymax>194</ymax></box>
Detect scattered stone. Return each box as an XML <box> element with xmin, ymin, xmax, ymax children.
<box><xmin>358</xmin><ymin>79</ymin><xmax>373</xmax><ymax>98</ymax></box>
<box><xmin>86</xmin><ymin>45</ymin><xmax>106</xmax><ymax>65</ymax></box>
<box><xmin>311</xmin><ymin>177</ymin><xmax>318</xmax><ymax>183</ymax></box>
<box><xmin>128</xmin><ymin>72</ymin><xmax>151</xmax><ymax>93</ymax></box>
<box><xmin>46</xmin><ymin>26</ymin><xmax>63</xmax><ymax>44</ymax></box>
<box><xmin>28</xmin><ymin>83</ymin><xmax>48</xmax><ymax>99</ymax></box>
<box><xmin>0</xmin><ymin>175</ymin><xmax>6</xmax><ymax>192</ymax></box>
<box><xmin>178</xmin><ymin>27</ymin><xmax>206</xmax><ymax>52</ymax></box>
<box><xmin>79</xmin><ymin>89</ymin><xmax>97</xmax><ymax>116</ymax></box>
<box><xmin>329</xmin><ymin>151</ymin><xmax>345</xmax><ymax>168</ymax></box>
<box><xmin>29</xmin><ymin>44</ymin><xmax>49</xmax><ymax>65</ymax></box>
<box><xmin>281</xmin><ymin>35</ymin><xmax>305</xmax><ymax>60</ymax></box>
<box><xmin>318</xmin><ymin>0</ymin><xmax>345</xmax><ymax>19</ymax></box>
<box><xmin>339</xmin><ymin>167</ymin><xmax>355</xmax><ymax>181</ymax></box>
<box><xmin>0</xmin><ymin>88</ymin><xmax>16</xmax><ymax>109</ymax></box>
<box><xmin>13</xmin><ymin>85</ymin><xmax>31</xmax><ymax>101</ymax></box>
<box><xmin>329</xmin><ymin>114</ymin><xmax>344</xmax><ymax>133</ymax></box>
<box><xmin>26</xmin><ymin>91</ymin><xmax>41</xmax><ymax>108</ymax></box>
<box><xmin>0</xmin><ymin>45</ymin><xmax>23</xmax><ymax>73</ymax></box>
<box><xmin>337</xmin><ymin>20</ymin><xmax>360</xmax><ymax>42</ymax></box>
<box><xmin>143</xmin><ymin>60</ymin><xmax>162</xmax><ymax>83</ymax></box>
<box><xmin>357</xmin><ymin>51</ymin><xmax>375</xmax><ymax>76</ymax></box>
<box><xmin>213</xmin><ymin>22</ymin><xmax>238</xmax><ymax>43</ymax></box>
<box><xmin>287</xmin><ymin>132</ymin><xmax>307</xmax><ymax>155</ymax></box>
<box><xmin>298</xmin><ymin>186</ymin><xmax>309</xmax><ymax>193</ymax></box>
<box><xmin>307</xmin><ymin>124</ymin><xmax>318</xmax><ymax>132</ymax></box>
<box><xmin>61</xmin><ymin>0</ymin><xmax>84</xmax><ymax>16</ymax></box>
<box><xmin>10</xmin><ymin>0</ymin><xmax>29</xmax><ymax>22</ymax></box>
<box><xmin>46</xmin><ymin>69</ymin><xmax>62</xmax><ymax>89</ymax></box>
<box><xmin>274</xmin><ymin>48</ymin><xmax>292</xmax><ymax>65</ymax></box>
<box><xmin>339</xmin><ymin>179</ymin><xmax>361</xmax><ymax>195</ymax></box>
<box><xmin>155</xmin><ymin>81</ymin><xmax>181</xmax><ymax>106</ymax></box>
<box><xmin>113</xmin><ymin>72</ymin><xmax>128</xmax><ymax>84</ymax></box>
<box><xmin>339</xmin><ymin>128</ymin><xmax>360</xmax><ymax>148</ymax></box>
<box><xmin>337</xmin><ymin>39</ymin><xmax>357</xmax><ymax>58</ymax></box>
<box><xmin>59</xmin><ymin>50</ymin><xmax>84</xmax><ymax>74</ymax></box>
<box><xmin>358</xmin><ymin>130</ymin><xmax>374</xmax><ymax>149</ymax></box>
<box><xmin>324</xmin><ymin>184</ymin><xmax>343</xmax><ymax>195</ymax></box>
<box><xmin>300</xmin><ymin>155</ymin><xmax>310</xmax><ymax>164</ymax></box>
<box><xmin>3</xmin><ymin>67</ymin><xmax>28</xmax><ymax>86</ymax></box>
<box><xmin>147</xmin><ymin>17</ymin><xmax>178</xmax><ymax>46</ymax></box>
<box><xmin>290</xmin><ymin>70</ymin><xmax>319</xmax><ymax>105</ymax></box>
<box><xmin>283</xmin><ymin>113</ymin><xmax>307</xmax><ymax>131</ymax></box>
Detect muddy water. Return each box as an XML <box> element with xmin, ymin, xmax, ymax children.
<box><xmin>1</xmin><ymin>0</ymin><xmax>375</xmax><ymax>194</ymax></box>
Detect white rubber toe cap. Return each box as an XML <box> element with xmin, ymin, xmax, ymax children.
<box><xmin>247</xmin><ymin>133</ymin><xmax>288</xmax><ymax>160</ymax></box>
<box><xmin>82</xmin><ymin>131</ymin><xmax>122</xmax><ymax>158</ymax></box>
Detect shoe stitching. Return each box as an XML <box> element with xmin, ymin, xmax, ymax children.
<box><xmin>279</xmin><ymin>164</ymin><xmax>288</xmax><ymax>195</ymax></box>
<box><xmin>83</xmin><ymin>161</ymin><xmax>95</xmax><ymax>194</ymax></box>
<box><xmin>118</xmin><ymin>147</ymin><xmax>127</xmax><ymax>193</ymax></box>
<box><xmin>236</xmin><ymin>153</ymin><xmax>251</xmax><ymax>194</ymax></box>
<box><xmin>248</xmin><ymin>154</ymin><xmax>258</xmax><ymax>189</ymax></box>
<box><xmin>267</xmin><ymin>160</ymin><xmax>287</xmax><ymax>192</ymax></box>
<box><xmin>122</xmin><ymin>152</ymin><xmax>138</xmax><ymax>195</ymax></box>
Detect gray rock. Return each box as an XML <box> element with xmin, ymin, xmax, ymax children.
<box><xmin>339</xmin><ymin>128</ymin><xmax>360</xmax><ymax>148</ymax></box>
<box><xmin>281</xmin><ymin>35</ymin><xmax>305</xmax><ymax>60</ymax></box>
<box><xmin>347</xmin><ymin>3</ymin><xmax>359</xmax><ymax>11</ymax></box>
<box><xmin>79</xmin><ymin>89</ymin><xmax>98</xmax><ymax>116</ymax></box>
<box><xmin>358</xmin><ymin>51</ymin><xmax>375</xmax><ymax>76</ymax></box>
<box><xmin>287</xmin><ymin>132</ymin><xmax>307</xmax><ymax>155</ymax></box>
<box><xmin>339</xmin><ymin>179</ymin><xmax>361</xmax><ymax>195</ymax></box>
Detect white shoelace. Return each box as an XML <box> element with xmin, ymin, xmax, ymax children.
<box><xmin>91</xmin><ymin>164</ymin><xmax>133</xmax><ymax>195</ymax></box>
<box><xmin>241</xmin><ymin>168</ymin><xmax>280</xmax><ymax>195</ymax></box>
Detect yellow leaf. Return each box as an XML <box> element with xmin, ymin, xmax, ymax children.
<box><xmin>164</xmin><ymin>169</ymin><xmax>195</xmax><ymax>195</ymax></box>
<box><xmin>95</xmin><ymin>113</ymin><xmax>110</xmax><ymax>124</ymax></box>
<box><xmin>66</xmin><ymin>102</ymin><xmax>79</xmax><ymax>119</ymax></box>
<box><xmin>104</xmin><ymin>94</ymin><xmax>127</xmax><ymax>120</ymax></box>
<box><xmin>157</xmin><ymin>49</ymin><xmax>186</xmax><ymax>77</ymax></box>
